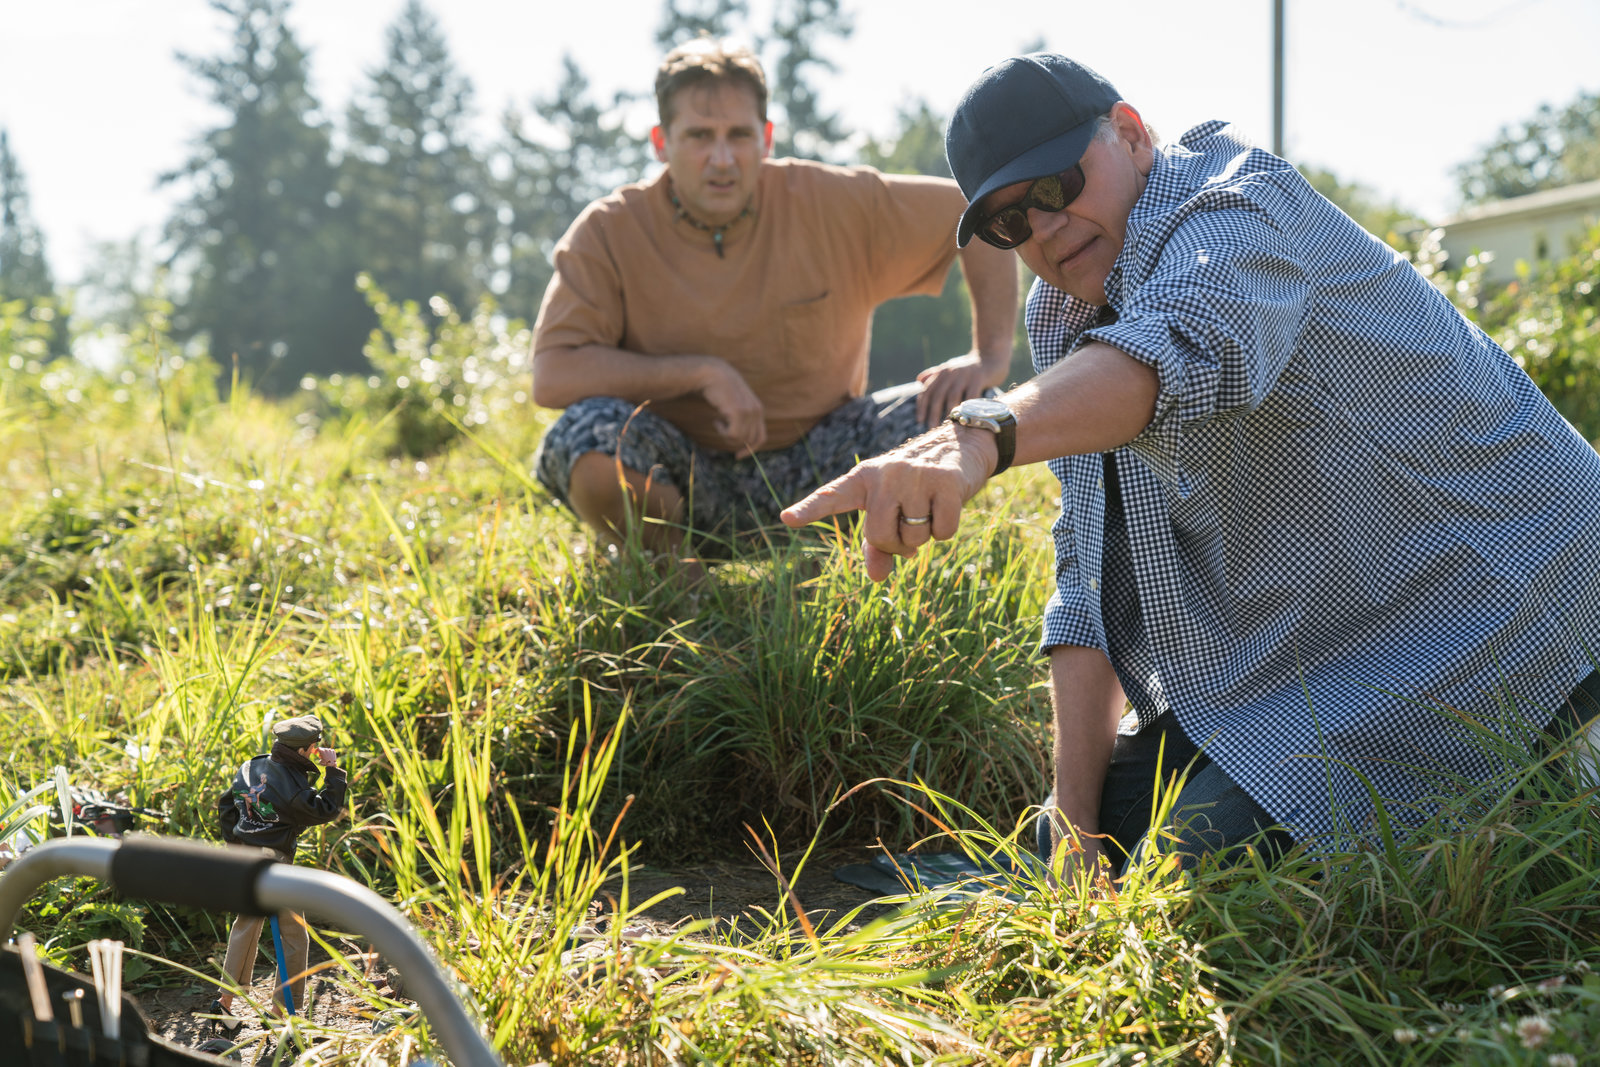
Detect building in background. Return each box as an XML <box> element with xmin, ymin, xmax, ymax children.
<box><xmin>1438</xmin><ymin>178</ymin><xmax>1600</xmax><ymax>284</ymax></box>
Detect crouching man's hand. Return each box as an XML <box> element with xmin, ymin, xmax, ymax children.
<box><xmin>915</xmin><ymin>352</ymin><xmax>992</xmax><ymax>428</ymax></box>
<box><xmin>1038</xmin><ymin>809</ymin><xmax>1117</xmax><ymax>894</ymax></box>
<box><xmin>780</xmin><ymin>422</ymin><xmax>998</xmax><ymax>582</ymax></box>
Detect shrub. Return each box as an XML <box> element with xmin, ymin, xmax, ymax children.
<box><xmin>1477</xmin><ymin>223</ymin><xmax>1600</xmax><ymax>441</ymax></box>
<box><xmin>300</xmin><ymin>275</ymin><xmax>532</xmax><ymax>457</ymax></box>
<box><xmin>1419</xmin><ymin>222</ymin><xmax>1600</xmax><ymax>441</ymax></box>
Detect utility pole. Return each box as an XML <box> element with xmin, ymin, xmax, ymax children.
<box><xmin>1272</xmin><ymin>0</ymin><xmax>1285</xmax><ymax>156</ymax></box>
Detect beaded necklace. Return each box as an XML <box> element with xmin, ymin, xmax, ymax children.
<box><xmin>667</xmin><ymin>180</ymin><xmax>754</xmax><ymax>258</ymax></box>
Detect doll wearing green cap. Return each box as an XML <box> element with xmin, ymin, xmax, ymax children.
<box><xmin>209</xmin><ymin>713</ymin><xmax>347</xmax><ymax>1031</ymax></box>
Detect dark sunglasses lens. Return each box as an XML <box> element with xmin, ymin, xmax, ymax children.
<box><xmin>976</xmin><ymin>164</ymin><xmax>1085</xmax><ymax>248</ymax></box>
<box><xmin>981</xmin><ymin>208</ymin><xmax>1029</xmax><ymax>249</ymax></box>
<box><xmin>1058</xmin><ymin>164</ymin><xmax>1086</xmax><ymax>204</ymax></box>
<box><xmin>1030</xmin><ymin>174</ymin><xmax>1067</xmax><ymax>211</ymax></box>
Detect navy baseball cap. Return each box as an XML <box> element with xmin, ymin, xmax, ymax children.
<box><xmin>947</xmin><ymin>53</ymin><xmax>1121</xmax><ymax>246</ymax></box>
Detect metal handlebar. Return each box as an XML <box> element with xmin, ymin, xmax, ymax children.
<box><xmin>0</xmin><ymin>836</ymin><xmax>502</xmax><ymax>1067</ymax></box>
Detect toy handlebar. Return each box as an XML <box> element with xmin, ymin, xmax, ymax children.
<box><xmin>0</xmin><ymin>836</ymin><xmax>502</xmax><ymax>1067</ymax></box>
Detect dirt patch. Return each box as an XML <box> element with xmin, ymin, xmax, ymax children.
<box><xmin>591</xmin><ymin>845</ymin><xmax>895</xmax><ymax>934</ymax></box>
<box><xmin>141</xmin><ymin>940</ymin><xmax>413</xmax><ymax>1062</ymax></box>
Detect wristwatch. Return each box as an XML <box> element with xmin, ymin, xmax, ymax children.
<box><xmin>949</xmin><ymin>397</ymin><xmax>1017</xmax><ymax>477</ymax></box>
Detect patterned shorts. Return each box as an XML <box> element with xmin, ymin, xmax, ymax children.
<box><xmin>534</xmin><ymin>382</ymin><xmax>932</xmax><ymax>540</ymax></box>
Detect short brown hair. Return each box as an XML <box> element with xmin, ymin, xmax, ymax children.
<box><xmin>655</xmin><ymin>38</ymin><xmax>768</xmax><ymax>130</ymax></box>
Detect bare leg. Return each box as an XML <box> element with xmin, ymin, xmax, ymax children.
<box><xmin>567</xmin><ymin>451</ymin><xmax>688</xmax><ymax>556</ymax></box>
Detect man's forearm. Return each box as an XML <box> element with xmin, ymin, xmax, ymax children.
<box><xmin>1047</xmin><ymin>644</ymin><xmax>1126</xmax><ymax>851</ymax></box>
<box><xmin>943</xmin><ymin>338</ymin><xmax>1160</xmax><ymax>479</ymax></box>
<box><xmin>531</xmin><ymin>344</ymin><xmax>719</xmax><ymax>410</ymax></box>
<box><xmin>778</xmin><ymin>337</ymin><xmax>1160</xmax><ymax>582</ymax></box>
<box><xmin>1007</xmin><ymin>340</ymin><xmax>1159</xmax><ymax>462</ymax></box>
<box><xmin>956</xmin><ymin>240</ymin><xmax>1019</xmax><ymax>382</ymax></box>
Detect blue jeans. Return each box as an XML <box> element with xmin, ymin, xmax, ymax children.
<box><xmin>1037</xmin><ymin>714</ymin><xmax>1294</xmax><ymax>875</ymax></box>
<box><xmin>1038</xmin><ymin>669</ymin><xmax>1600</xmax><ymax>874</ymax></box>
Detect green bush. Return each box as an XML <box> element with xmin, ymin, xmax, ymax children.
<box><xmin>1420</xmin><ymin>222</ymin><xmax>1600</xmax><ymax>441</ymax></box>
<box><xmin>298</xmin><ymin>275</ymin><xmax>532</xmax><ymax>457</ymax></box>
<box><xmin>507</xmin><ymin>524</ymin><xmax>1050</xmax><ymax>854</ymax></box>
<box><xmin>1478</xmin><ymin>224</ymin><xmax>1600</xmax><ymax>441</ymax></box>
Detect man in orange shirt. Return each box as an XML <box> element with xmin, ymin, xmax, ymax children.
<box><xmin>532</xmin><ymin>38</ymin><xmax>1017</xmax><ymax>561</ymax></box>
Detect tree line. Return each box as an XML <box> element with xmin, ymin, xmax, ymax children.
<box><xmin>1</xmin><ymin>0</ymin><xmax>887</xmax><ymax>393</ymax></box>
<box><xmin>1</xmin><ymin>0</ymin><xmax>1598</xmax><ymax>396</ymax></box>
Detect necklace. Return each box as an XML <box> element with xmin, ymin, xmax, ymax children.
<box><xmin>668</xmin><ymin>180</ymin><xmax>754</xmax><ymax>258</ymax></box>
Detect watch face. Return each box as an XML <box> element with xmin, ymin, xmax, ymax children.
<box><xmin>958</xmin><ymin>398</ymin><xmax>1010</xmax><ymax>420</ymax></box>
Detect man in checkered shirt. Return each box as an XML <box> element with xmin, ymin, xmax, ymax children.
<box><xmin>784</xmin><ymin>53</ymin><xmax>1600</xmax><ymax>877</ymax></box>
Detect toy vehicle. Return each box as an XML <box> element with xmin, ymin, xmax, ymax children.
<box><xmin>0</xmin><ymin>835</ymin><xmax>503</xmax><ymax>1067</ymax></box>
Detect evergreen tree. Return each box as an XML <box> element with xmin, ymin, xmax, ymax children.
<box><xmin>1455</xmin><ymin>90</ymin><xmax>1600</xmax><ymax>205</ymax></box>
<box><xmin>0</xmin><ymin>129</ymin><xmax>57</xmax><ymax>310</ymax></box>
<box><xmin>342</xmin><ymin>0</ymin><xmax>494</xmax><ymax>314</ymax></box>
<box><xmin>163</xmin><ymin>0</ymin><xmax>362</xmax><ymax>391</ymax></box>
<box><xmin>767</xmin><ymin>0</ymin><xmax>852</xmax><ymax>161</ymax></box>
<box><xmin>496</xmin><ymin>56</ymin><xmax>648</xmax><ymax>319</ymax></box>
<box><xmin>860</xmin><ymin>99</ymin><xmax>950</xmax><ymax>178</ymax></box>
<box><xmin>75</xmin><ymin>236</ymin><xmax>156</xmax><ymax>336</ymax></box>
<box><xmin>859</xmin><ymin>100</ymin><xmax>982</xmax><ymax>389</ymax></box>
<box><xmin>654</xmin><ymin>0</ymin><xmax>750</xmax><ymax>50</ymax></box>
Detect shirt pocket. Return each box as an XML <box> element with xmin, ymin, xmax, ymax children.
<box><xmin>772</xmin><ymin>290</ymin><xmax>833</xmax><ymax>387</ymax></box>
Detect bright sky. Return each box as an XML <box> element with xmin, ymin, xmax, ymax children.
<box><xmin>4</xmin><ymin>0</ymin><xmax>1597</xmax><ymax>288</ymax></box>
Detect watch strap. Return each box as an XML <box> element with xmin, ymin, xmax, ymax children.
<box><xmin>990</xmin><ymin>420</ymin><xmax>1015</xmax><ymax>477</ymax></box>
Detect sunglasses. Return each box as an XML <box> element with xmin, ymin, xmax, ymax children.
<box><xmin>975</xmin><ymin>164</ymin><xmax>1087</xmax><ymax>249</ymax></box>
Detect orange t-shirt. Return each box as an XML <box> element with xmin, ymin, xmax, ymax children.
<box><xmin>532</xmin><ymin>158</ymin><xmax>966</xmax><ymax>452</ymax></box>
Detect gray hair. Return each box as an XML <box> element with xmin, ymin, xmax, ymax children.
<box><xmin>1094</xmin><ymin>109</ymin><xmax>1160</xmax><ymax>147</ymax></box>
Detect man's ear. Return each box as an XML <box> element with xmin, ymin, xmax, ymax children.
<box><xmin>1111</xmin><ymin>103</ymin><xmax>1154</xmax><ymax>175</ymax></box>
<box><xmin>650</xmin><ymin>125</ymin><xmax>668</xmax><ymax>163</ymax></box>
<box><xmin>761</xmin><ymin>120</ymin><xmax>774</xmax><ymax>158</ymax></box>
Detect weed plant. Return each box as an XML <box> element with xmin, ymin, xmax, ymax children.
<box><xmin>4</xmin><ymin>304</ymin><xmax>1600</xmax><ymax>1064</ymax></box>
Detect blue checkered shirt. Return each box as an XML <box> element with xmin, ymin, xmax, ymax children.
<box><xmin>1028</xmin><ymin>121</ymin><xmax>1600</xmax><ymax>843</ymax></box>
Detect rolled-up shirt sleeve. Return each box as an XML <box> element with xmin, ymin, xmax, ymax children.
<box><xmin>859</xmin><ymin>172</ymin><xmax>966</xmax><ymax>302</ymax></box>
<box><xmin>1085</xmin><ymin>199</ymin><xmax>1309</xmax><ymax>496</ymax></box>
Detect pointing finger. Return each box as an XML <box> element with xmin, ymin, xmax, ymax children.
<box><xmin>781</xmin><ymin>473</ymin><xmax>869</xmax><ymax>528</ymax></box>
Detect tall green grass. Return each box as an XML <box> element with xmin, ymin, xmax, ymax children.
<box><xmin>5</xmin><ymin>326</ymin><xmax>1600</xmax><ymax>1064</ymax></box>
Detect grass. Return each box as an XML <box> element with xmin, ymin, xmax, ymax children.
<box><xmin>5</xmin><ymin>330</ymin><xmax>1600</xmax><ymax>1065</ymax></box>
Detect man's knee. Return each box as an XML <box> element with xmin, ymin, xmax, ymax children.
<box><xmin>568</xmin><ymin>450</ymin><xmax>631</xmax><ymax>502</ymax></box>
<box><xmin>535</xmin><ymin>398</ymin><xmax>692</xmax><ymax>506</ymax></box>
<box><xmin>568</xmin><ymin>451</ymin><xmax>679</xmax><ymax>502</ymax></box>
<box><xmin>1161</xmin><ymin>782</ymin><xmax>1293</xmax><ymax>872</ymax></box>
<box><xmin>565</xmin><ymin>452</ymin><xmax>691</xmax><ymax>553</ymax></box>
